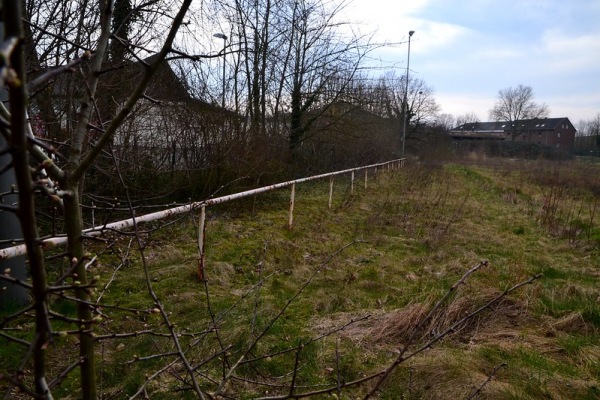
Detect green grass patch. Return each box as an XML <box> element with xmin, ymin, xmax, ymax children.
<box><xmin>3</xmin><ymin>159</ymin><xmax>600</xmax><ymax>398</ymax></box>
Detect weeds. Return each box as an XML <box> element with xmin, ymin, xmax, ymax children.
<box><xmin>2</xmin><ymin>159</ymin><xmax>600</xmax><ymax>398</ymax></box>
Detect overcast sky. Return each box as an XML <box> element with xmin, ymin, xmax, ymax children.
<box><xmin>343</xmin><ymin>0</ymin><xmax>600</xmax><ymax>126</ymax></box>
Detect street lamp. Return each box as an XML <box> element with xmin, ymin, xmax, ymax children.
<box><xmin>213</xmin><ymin>33</ymin><xmax>227</xmax><ymax>109</ymax></box>
<box><xmin>402</xmin><ymin>30</ymin><xmax>415</xmax><ymax>156</ymax></box>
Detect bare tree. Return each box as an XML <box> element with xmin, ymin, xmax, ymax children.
<box><xmin>489</xmin><ymin>84</ymin><xmax>549</xmax><ymax>140</ymax></box>
<box><xmin>222</xmin><ymin>0</ymin><xmax>372</xmax><ymax>153</ymax></box>
<box><xmin>575</xmin><ymin>112</ymin><xmax>600</xmax><ymax>154</ymax></box>
<box><xmin>1</xmin><ymin>0</ymin><xmax>195</xmax><ymax>397</ymax></box>
<box><xmin>311</xmin><ymin>72</ymin><xmax>442</xmax><ymax>158</ymax></box>
<box><xmin>286</xmin><ymin>0</ymin><xmax>361</xmax><ymax>151</ymax></box>
<box><xmin>367</xmin><ymin>73</ymin><xmax>440</xmax><ymax>140</ymax></box>
<box><xmin>578</xmin><ymin>113</ymin><xmax>600</xmax><ymax>137</ymax></box>
<box><xmin>434</xmin><ymin>113</ymin><xmax>455</xmax><ymax>131</ymax></box>
<box><xmin>455</xmin><ymin>111</ymin><xmax>480</xmax><ymax>126</ymax></box>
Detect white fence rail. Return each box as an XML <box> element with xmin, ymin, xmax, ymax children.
<box><xmin>0</xmin><ymin>159</ymin><xmax>405</xmax><ymax>269</ymax></box>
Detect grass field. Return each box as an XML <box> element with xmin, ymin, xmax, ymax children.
<box><xmin>2</xmin><ymin>158</ymin><xmax>600</xmax><ymax>399</ymax></box>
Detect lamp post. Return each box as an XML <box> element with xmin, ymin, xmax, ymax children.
<box><xmin>213</xmin><ymin>33</ymin><xmax>227</xmax><ymax>109</ymax></box>
<box><xmin>402</xmin><ymin>30</ymin><xmax>415</xmax><ymax>156</ymax></box>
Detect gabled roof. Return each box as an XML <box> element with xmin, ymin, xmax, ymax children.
<box><xmin>451</xmin><ymin>117</ymin><xmax>574</xmax><ymax>133</ymax></box>
<box><xmin>51</xmin><ymin>55</ymin><xmax>191</xmax><ymax>103</ymax></box>
<box><xmin>102</xmin><ymin>54</ymin><xmax>191</xmax><ymax>103</ymax></box>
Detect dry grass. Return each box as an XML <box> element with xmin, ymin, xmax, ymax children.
<box><xmin>3</xmin><ymin>158</ymin><xmax>600</xmax><ymax>399</ymax></box>
<box><xmin>314</xmin><ymin>289</ymin><xmax>531</xmax><ymax>349</ymax></box>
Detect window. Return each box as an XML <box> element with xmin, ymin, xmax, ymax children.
<box><xmin>557</xmin><ymin>133</ymin><xmax>561</xmax><ymax>138</ymax></box>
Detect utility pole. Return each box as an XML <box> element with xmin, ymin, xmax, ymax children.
<box><xmin>213</xmin><ymin>32</ymin><xmax>227</xmax><ymax>109</ymax></box>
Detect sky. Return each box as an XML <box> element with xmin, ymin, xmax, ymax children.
<box><xmin>342</xmin><ymin>0</ymin><xmax>600</xmax><ymax>126</ymax></box>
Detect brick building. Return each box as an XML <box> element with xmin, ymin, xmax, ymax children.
<box><xmin>449</xmin><ymin>117</ymin><xmax>576</xmax><ymax>153</ymax></box>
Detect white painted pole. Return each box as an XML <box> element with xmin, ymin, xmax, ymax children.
<box><xmin>288</xmin><ymin>183</ymin><xmax>296</xmax><ymax>230</ymax></box>
<box><xmin>351</xmin><ymin>171</ymin><xmax>355</xmax><ymax>195</ymax></box>
<box><xmin>197</xmin><ymin>205</ymin><xmax>206</xmax><ymax>281</ymax></box>
<box><xmin>328</xmin><ymin>177</ymin><xmax>334</xmax><ymax>209</ymax></box>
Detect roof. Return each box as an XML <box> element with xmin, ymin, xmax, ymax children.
<box><xmin>104</xmin><ymin>55</ymin><xmax>191</xmax><ymax>103</ymax></box>
<box><xmin>451</xmin><ymin>117</ymin><xmax>574</xmax><ymax>133</ymax></box>
<box><xmin>50</xmin><ymin>55</ymin><xmax>191</xmax><ymax>105</ymax></box>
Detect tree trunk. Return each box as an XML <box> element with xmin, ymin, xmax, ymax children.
<box><xmin>4</xmin><ymin>2</ymin><xmax>52</xmax><ymax>396</ymax></box>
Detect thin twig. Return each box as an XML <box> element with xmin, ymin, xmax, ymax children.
<box><xmin>95</xmin><ymin>237</ymin><xmax>134</xmax><ymax>303</ymax></box>
<box><xmin>111</xmin><ymin>97</ymin><xmax>205</xmax><ymax>399</ymax></box>
<box><xmin>467</xmin><ymin>362</ymin><xmax>507</xmax><ymax>399</ymax></box>
<box><xmin>27</xmin><ymin>53</ymin><xmax>91</xmax><ymax>92</ymax></box>
<box><xmin>48</xmin><ymin>359</ymin><xmax>82</xmax><ymax>389</ymax></box>
<box><xmin>212</xmin><ymin>241</ymin><xmax>363</xmax><ymax>397</ymax></box>
<box><xmin>252</xmin><ymin>270</ymin><xmax>540</xmax><ymax>400</ymax></box>
<box><xmin>335</xmin><ymin>338</ymin><xmax>342</xmax><ymax>397</ymax></box>
<box><xmin>241</xmin><ymin>314</ymin><xmax>370</xmax><ymax>365</ymax></box>
<box><xmin>363</xmin><ymin>272</ymin><xmax>541</xmax><ymax>399</ymax></box>
<box><xmin>126</xmin><ymin>352</ymin><xmax>179</xmax><ymax>365</ymax></box>
<box><xmin>288</xmin><ymin>341</ymin><xmax>304</xmax><ymax>397</ymax></box>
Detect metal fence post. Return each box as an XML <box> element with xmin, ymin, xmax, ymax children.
<box><xmin>197</xmin><ymin>205</ymin><xmax>206</xmax><ymax>281</ymax></box>
<box><xmin>288</xmin><ymin>183</ymin><xmax>295</xmax><ymax>229</ymax></box>
<box><xmin>328</xmin><ymin>177</ymin><xmax>334</xmax><ymax>209</ymax></box>
<box><xmin>364</xmin><ymin>169</ymin><xmax>368</xmax><ymax>189</ymax></box>
<box><xmin>351</xmin><ymin>171</ymin><xmax>355</xmax><ymax>195</ymax></box>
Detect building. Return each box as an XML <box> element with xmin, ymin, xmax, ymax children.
<box><xmin>46</xmin><ymin>55</ymin><xmax>242</xmax><ymax>172</ymax></box>
<box><xmin>449</xmin><ymin>117</ymin><xmax>577</xmax><ymax>153</ymax></box>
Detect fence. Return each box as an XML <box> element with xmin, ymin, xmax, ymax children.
<box><xmin>0</xmin><ymin>158</ymin><xmax>405</xmax><ymax>278</ymax></box>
